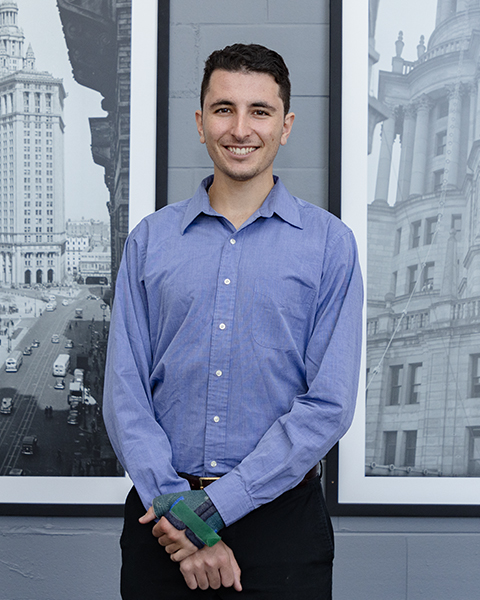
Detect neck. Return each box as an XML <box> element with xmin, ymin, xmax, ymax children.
<box><xmin>208</xmin><ymin>171</ymin><xmax>275</xmax><ymax>229</ymax></box>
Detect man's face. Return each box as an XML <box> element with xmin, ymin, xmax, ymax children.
<box><xmin>195</xmin><ymin>69</ymin><xmax>294</xmax><ymax>184</ymax></box>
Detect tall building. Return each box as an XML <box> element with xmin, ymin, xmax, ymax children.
<box><xmin>0</xmin><ymin>0</ymin><xmax>65</xmax><ymax>285</ymax></box>
<box><xmin>57</xmin><ymin>0</ymin><xmax>131</xmax><ymax>290</ymax></box>
<box><xmin>367</xmin><ymin>0</ymin><xmax>480</xmax><ymax>477</ymax></box>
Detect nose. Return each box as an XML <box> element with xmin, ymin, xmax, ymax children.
<box><xmin>230</xmin><ymin>112</ymin><xmax>251</xmax><ymax>141</ymax></box>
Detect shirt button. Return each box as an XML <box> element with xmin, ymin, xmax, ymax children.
<box><xmin>230</xmin><ymin>239</ymin><xmax>236</xmax><ymax>245</ymax></box>
<box><xmin>224</xmin><ymin>278</ymin><xmax>231</xmax><ymax>285</ymax></box>
<box><xmin>219</xmin><ymin>323</ymin><xmax>226</xmax><ymax>330</ymax></box>
<box><xmin>211</xmin><ymin>460</ymin><xmax>217</xmax><ymax>467</ymax></box>
<box><xmin>213</xmin><ymin>416</ymin><xmax>220</xmax><ymax>423</ymax></box>
<box><xmin>215</xmin><ymin>370</ymin><xmax>222</xmax><ymax>377</ymax></box>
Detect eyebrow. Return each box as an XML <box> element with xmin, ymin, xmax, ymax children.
<box><xmin>209</xmin><ymin>100</ymin><xmax>278</xmax><ymax>112</ymax></box>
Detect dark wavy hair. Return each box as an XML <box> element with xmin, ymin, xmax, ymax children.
<box><xmin>200</xmin><ymin>43</ymin><xmax>291</xmax><ymax>115</ymax></box>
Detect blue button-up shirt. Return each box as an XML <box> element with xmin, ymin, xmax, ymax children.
<box><xmin>103</xmin><ymin>176</ymin><xmax>363</xmax><ymax>526</ymax></box>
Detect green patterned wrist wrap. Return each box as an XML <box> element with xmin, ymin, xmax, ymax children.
<box><xmin>170</xmin><ymin>500</ymin><xmax>221</xmax><ymax>547</ymax></box>
<box><xmin>152</xmin><ymin>489</ymin><xmax>224</xmax><ymax>548</ymax></box>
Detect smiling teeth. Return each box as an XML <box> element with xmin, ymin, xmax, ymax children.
<box><xmin>228</xmin><ymin>147</ymin><xmax>256</xmax><ymax>155</ymax></box>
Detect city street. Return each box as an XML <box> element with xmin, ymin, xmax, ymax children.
<box><xmin>0</xmin><ymin>286</ymin><xmax>120</xmax><ymax>477</ymax></box>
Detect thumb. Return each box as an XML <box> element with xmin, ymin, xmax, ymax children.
<box><xmin>138</xmin><ymin>505</ymin><xmax>156</xmax><ymax>524</ymax></box>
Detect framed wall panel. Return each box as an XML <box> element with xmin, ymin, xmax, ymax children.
<box><xmin>327</xmin><ymin>0</ymin><xmax>480</xmax><ymax>516</ymax></box>
<box><xmin>0</xmin><ymin>0</ymin><xmax>168</xmax><ymax>516</ymax></box>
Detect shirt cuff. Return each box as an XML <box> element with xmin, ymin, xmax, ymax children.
<box><xmin>204</xmin><ymin>468</ymin><xmax>255</xmax><ymax>527</ymax></box>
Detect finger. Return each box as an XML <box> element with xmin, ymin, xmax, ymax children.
<box><xmin>179</xmin><ymin>557</ymin><xmax>209</xmax><ymax>591</ymax></box>
<box><xmin>195</xmin><ymin>570</ymin><xmax>210</xmax><ymax>591</ymax></box>
<box><xmin>220</xmin><ymin>550</ymin><xmax>242</xmax><ymax>591</ymax></box>
<box><xmin>157</xmin><ymin>532</ymin><xmax>175</xmax><ymax>546</ymax></box>
<box><xmin>232</xmin><ymin>560</ymin><xmax>242</xmax><ymax>592</ymax></box>
<box><xmin>153</xmin><ymin>516</ymin><xmax>179</xmax><ymax>539</ymax></box>
<box><xmin>180</xmin><ymin>567</ymin><xmax>198</xmax><ymax>590</ymax></box>
<box><xmin>169</xmin><ymin>546</ymin><xmax>197</xmax><ymax>562</ymax></box>
<box><xmin>206</xmin><ymin>567</ymin><xmax>222</xmax><ymax>590</ymax></box>
<box><xmin>164</xmin><ymin>541</ymin><xmax>182</xmax><ymax>554</ymax></box>
<box><xmin>138</xmin><ymin>506</ymin><xmax>156</xmax><ymax>524</ymax></box>
<box><xmin>203</xmin><ymin>559</ymin><xmax>222</xmax><ymax>590</ymax></box>
<box><xmin>229</xmin><ymin>549</ymin><xmax>242</xmax><ymax>591</ymax></box>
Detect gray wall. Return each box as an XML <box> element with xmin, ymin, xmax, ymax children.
<box><xmin>167</xmin><ymin>0</ymin><xmax>329</xmax><ymax>208</ymax></box>
<box><xmin>1</xmin><ymin>2</ymin><xmax>479</xmax><ymax>599</ymax></box>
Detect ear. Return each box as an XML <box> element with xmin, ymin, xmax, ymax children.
<box><xmin>280</xmin><ymin>112</ymin><xmax>295</xmax><ymax>146</ymax></box>
<box><xmin>195</xmin><ymin>110</ymin><xmax>205</xmax><ymax>144</ymax></box>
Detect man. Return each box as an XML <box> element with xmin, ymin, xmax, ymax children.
<box><xmin>104</xmin><ymin>43</ymin><xmax>362</xmax><ymax>599</ymax></box>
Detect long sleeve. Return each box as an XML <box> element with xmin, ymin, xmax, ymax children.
<box><xmin>103</xmin><ymin>228</ymin><xmax>190</xmax><ymax>510</ymax></box>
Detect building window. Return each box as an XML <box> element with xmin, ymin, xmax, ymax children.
<box><xmin>407</xmin><ymin>363</ymin><xmax>422</xmax><ymax>404</ymax></box>
<box><xmin>410</xmin><ymin>220</ymin><xmax>421</xmax><ymax>248</ymax></box>
<box><xmin>451</xmin><ymin>214</ymin><xmax>462</xmax><ymax>234</ymax></box>
<box><xmin>407</xmin><ymin>265</ymin><xmax>418</xmax><ymax>294</ymax></box>
<box><xmin>384</xmin><ymin>431</ymin><xmax>397</xmax><ymax>466</ymax></box>
<box><xmin>425</xmin><ymin>217</ymin><xmax>437</xmax><ymax>245</ymax></box>
<box><xmin>422</xmin><ymin>262</ymin><xmax>434</xmax><ymax>291</ymax></box>
<box><xmin>389</xmin><ymin>365</ymin><xmax>403</xmax><ymax>405</ymax></box>
<box><xmin>434</xmin><ymin>169</ymin><xmax>445</xmax><ymax>191</ymax></box>
<box><xmin>471</xmin><ymin>355</ymin><xmax>480</xmax><ymax>398</ymax></box>
<box><xmin>403</xmin><ymin>430</ymin><xmax>417</xmax><ymax>467</ymax></box>
<box><xmin>435</xmin><ymin>130</ymin><xmax>447</xmax><ymax>155</ymax></box>
<box><xmin>468</xmin><ymin>427</ymin><xmax>480</xmax><ymax>475</ymax></box>
<box><xmin>394</xmin><ymin>228</ymin><xmax>402</xmax><ymax>255</ymax></box>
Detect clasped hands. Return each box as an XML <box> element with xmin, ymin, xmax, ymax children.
<box><xmin>139</xmin><ymin>490</ymin><xmax>242</xmax><ymax>592</ymax></box>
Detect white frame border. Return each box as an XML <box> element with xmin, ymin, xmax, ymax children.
<box><xmin>338</xmin><ymin>0</ymin><xmax>480</xmax><ymax>507</ymax></box>
<box><xmin>0</xmin><ymin>0</ymin><xmax>158</xmax><ymax>508</ymax></box>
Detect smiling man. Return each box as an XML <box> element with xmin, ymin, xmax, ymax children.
<box><xmin>104</xmin><ymin>43</ymin><xmax>363</xmax><ymax>600</ymax></box>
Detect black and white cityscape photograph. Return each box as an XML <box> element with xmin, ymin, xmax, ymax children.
<box><xmin>366</xmin><ymin>0</ymin><xmax>480</xmax><ymax>479</ymax></box>
<box><xmin>0</xmin><ymin>0</ymin><xmax>130</xmax><ymax>484</ymax></box>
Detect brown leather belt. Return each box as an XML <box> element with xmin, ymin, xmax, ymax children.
<box><xmin>178</xmin><ymin>463</ymin><xmax>321</xmax><ymax>491</ymax></box>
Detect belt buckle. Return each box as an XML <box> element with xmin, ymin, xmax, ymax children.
<box><xmin>198</xmin><ymin>476</ymin><xmax>219</xmax><ymax>489</ymax></box>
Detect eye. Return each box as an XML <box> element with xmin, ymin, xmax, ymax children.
<box><xmin>253</xmin><ymin>110</ymin><xmax>269</xmax><ymax>117</ymax></box>
<box><xmin>215</xmin><ymin>107</ymin><xmax>231</xmax><ymax>114</ymax></box>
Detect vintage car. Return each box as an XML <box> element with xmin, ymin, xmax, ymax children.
<box><xmin>21</xmin><ymin>435</ymin><xmax>38</xmax><ymax>455</ymax></box>
<box><xmin>0</xmin><ymin>397</ymin><xmax>14</xmax><ymax>414</ymax></box>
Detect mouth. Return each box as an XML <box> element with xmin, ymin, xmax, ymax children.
<box><xmin>226</xmin><ymin>146</ymin><xmax>258</xmax><ymax>156</ymax></box>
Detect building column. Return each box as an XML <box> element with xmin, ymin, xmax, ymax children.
<box><xmin>473</xmin><ymin>74</ymin><xmax>480</xmax><ymax>141</ymax></box>
<box><xmin>467</xmin><ymin>82</ymin><xmax>476</xmax><ymax>161</ymax></box>
<box><xmin>374</xmin><ymin>109</ymin><xmax>396</xmax><ymax>202</ymax></box>
<box><xmin>396</xmin><ymin>104</ymin><xmax>416</xmax><ymax>203</ymax></box>
<box><xmin>409</xmin><ymin>95</ymin><xmax>431</xmax><ymax>197</ymax></box>
<box><xmin>445</xmin><ymin>85</ymin><xmax>462</xmax><ymax>188</ymax></box>
<box><xmin>5</xmin><ymin>253</ymin><xmax>10</xmax><ymax>284</ymax></box>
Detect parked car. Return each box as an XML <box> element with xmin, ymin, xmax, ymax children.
<box><xmin>8</xmin><ymin>468</ymin><xmax>24</xmax><ymax>475</ymax></box>
<box><xmin>21</xmin><ymin>435</ymin><xmax>37</xmax><ymax>455</ymax></box>
<box><xmin>31</xmin><ymin>340</ymin><xmax>40</xmax><ymax>348</ymax></box>
<box><xmin>62</xmin><ymin>299</ymin><xmax>69</xmax><ymax>306</ymax></box>
<box><xmin>51</xmin><ymin>334</ymin><xmax>60</xmax><ymax>343</ymax></box>
<box><xmin>0</xmin><ymin>397</ymin><xmax>14</xmax><ymax>414</ymax></box>
<box><xmin>67</xmin><ymin>409</ymin><xmax>79</xmax><ymax>425</ymax></box>
<box><xmin>54</xmin><ymin>379</ymin><xmax>65</xmax><ymax>390</ymax></box>
<box><xmin>23</xmin><ymin>346</ymin><xmax>32</xmax><ymax>356</ymax></box>
<box><xmin>65</xmin><ymin>339</ymin><xmax>74</xmax><ymax>348</ymax></box>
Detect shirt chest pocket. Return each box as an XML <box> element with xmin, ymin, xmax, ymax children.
<box><xmin>251</xmin><ymin>278</ymin><xmax>316</xmax><ymax>350</ymax></box>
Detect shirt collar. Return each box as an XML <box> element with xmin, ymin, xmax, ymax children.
<box><xmin>181</xmin><ymin>175</ymin><xmax>303</xmax><ymax>234</ymax></box>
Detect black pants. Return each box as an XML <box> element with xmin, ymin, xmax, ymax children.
<box><xmin>120</xmin><ymin>477</ymin><xmax>334</xmax><ymax>600</ymax></box>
